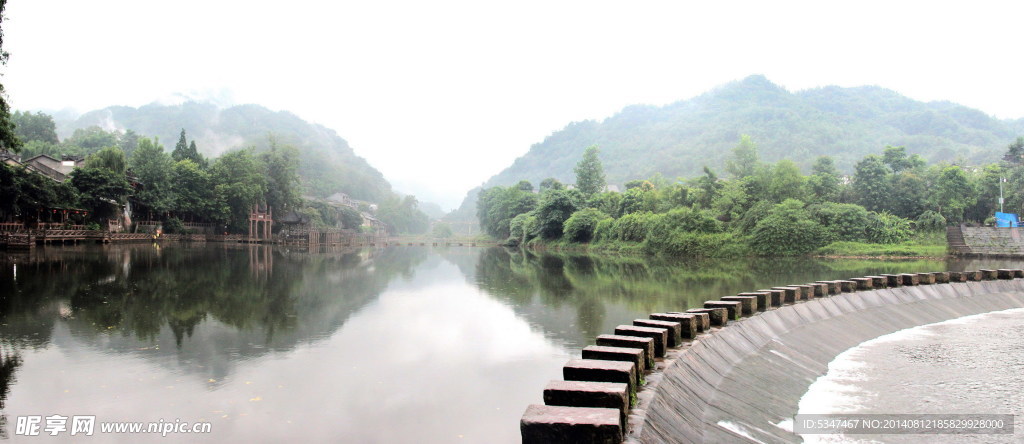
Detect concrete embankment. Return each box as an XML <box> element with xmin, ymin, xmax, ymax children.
<box><xmin>520</xmin><ymin>269</ymin><xmax>1024</xmax><ymax>443</ymax></box>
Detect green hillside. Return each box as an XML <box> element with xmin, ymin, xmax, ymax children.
<box><xmin>59</xmin><ymin>102</ymin><xmax>393</xmax><ymax>203</ymax></box>
<box><xmin>451</xmin><ymin>75</ymin><xmax>1020</xmax><ymax>219</ymax></box>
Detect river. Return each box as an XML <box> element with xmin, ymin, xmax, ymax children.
<box><xmin>0</xmin><ymin>244</ymin><xmax>1020</xmax><ymax>442</ymax></box>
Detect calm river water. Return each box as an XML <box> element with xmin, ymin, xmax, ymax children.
<box><xmin>0</xmin><ymin>244</ymin><xmax>1020</xmax><ymax>443</ymax></box>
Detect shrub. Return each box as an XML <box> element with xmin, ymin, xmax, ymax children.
<box><xmin>592</xmin><ymin>217</ymin><xmax>616</xmax><ymax>243</ymax></box>
<box><xmin>866</xmin><ymin>212</ymin><xmax>912</xmax><ymax>244</ymax></box>
<box><xmin>808</xmin><ymin>202</ymin><xmax>872</xmax><ymax>242</ymax></box>
<box><xmin>645</xmin><ymin>230</ymin><xmax>747</xmax><ymax>257</ymax></box>
<box><xmin>914</xmin><ymin>210</ymin><xmax>946</xmax><ymax>231</ymax></box>
<box><xmin>163</xmin><ymin>217</ymin><xmax>186</xmax><ymax>234</ymax></box>
<box><xmin>563</xmin><ymin>208</ymin><xmax>609</xmax><ymax>243</ymax></box>
<box><xmin>749</xmin><ymin>199</ymin><xmax>829</xmax><ymax>255</ymax></box>
<box><xmin>613</xmin><ymin>211</ymin><xmax>661</xmax><ymax>242</ymax></box>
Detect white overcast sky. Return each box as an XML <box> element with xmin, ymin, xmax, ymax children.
<box><xmin>4</xmin><ymin>0</ymin><xmax>1023</xmax><ymax>209</ymax></box>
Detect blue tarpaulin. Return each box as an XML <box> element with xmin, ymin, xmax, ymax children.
<box><xmin>995</xmin><ymin>212</ymin><xmax>1019</xmax><ymax>227</ymax></box>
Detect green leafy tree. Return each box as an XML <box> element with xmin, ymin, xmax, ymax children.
<box><xmin>120</xmin><ymin>129</ymin><xmax>140</xmax><ymax>158</ymax></box>
<box><xmin>476</xmin><ymin>185</ymin><xmax>538</xmax><ymax>238</ymax></box>
<box><xmin>882</xmin><ymin>145</ymin><xmax>925</xmax><ymax>173</ymax></box>
<box><xmin>129</xmin><ymin>137</ymin><xmax>175</xmax><ymax>217</ymax></box>
<box><xmin>573</xmin><ymin>145</ymin><xmax>606</xmax><ymax>197</ymax></box>
<box><xmin>69</xmin><ymin>167</ymin><xmax>131</xmax><ymax>221</ymax></box>
<box><xmin>852</xmin><ymin>155</ymin><xmax>891</xmax><ymax>212</ymax></box>
<box><xmin>515</xmin><ymin>180</ymin><xmax>533</xmax><ymax>192</ymax></box>
<box><xmin>807</xmin><ymin>156</ymin><xmax>841</xmax><ymax>203</ymax></box>
<box><xmin>725</xmin><ymin>134</ymin><xmax>759</xmax><ymax>178</ymax></box>
<box><xmin>86</xmin><ymin>146</ymin><xmax>127</xmax><ymax>174</ymax></box>
<box><xmin>562</xmin><ymin>208</ymin><xmax>607</xmax><ymax>243</ymax></box>
<box><xmin>888</xmin><ymin>171</ymin><xmax>927</xmax><ymax>219</ymax></box>
<box><xmin>210</xmin><ymin>148</ymin><xmax>267</xmax><ymax>232</ymax></box>
<box><xmin>692</xmin><ymin>166</ymin><xmax>723</xmax><ymax>209</ymax></box>
<box><xmin>767</xmin><ymin>159</ymin><xmax>808</xmax><ymax>202</ymax></box>
<box><xmin>1002</xmin><ymin>137</ymin><xmax>1023</xmax><ymax>164</ymax></box>
<box><xmin>929</xmin><ymin>165</ymin><xmax>976</xmax><ymax>224</ymax></box>
<box><xmin>12</xmin><ymin>111</ymin><xmax>59</xmax><ymax>144</ymax></box>
<box><xmin>261</xmin><ymin>142</ymin><xmax>301</xmax><ymax>214</ymax></box>
<box><xmin>0</xmin><ymin>1</ymin><xmax>19</xmax><ymax>154</ymax></box>
<box><xmin>64</xmin><ymin>126</ymin><xmax>120</xmax><ymax>154</ymax></box>
<box><xmin>171</xmin><ymin>129</ymin><xmax>205</xmax><ymax>165</ymax></box>
<box><xmin>534</xmin><ymin>188</ymin><xmax>582</xmax><ymax>239</ymax></box>
<box><xmin>539</xmin><ymin>177</ymin><xmax>564</xmax><ymax>192</ymax></box>
<box><xmin>172</xmin><ymin>159</ymin><xmax>214</xmax><ymax>222</ymax></box>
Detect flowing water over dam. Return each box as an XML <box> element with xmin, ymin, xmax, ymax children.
<box><xmin>633</xmin><ymin>279</ymin><xmax>1024</xmax><ymax>443</ymax></box>
<box><xmin>1</xmin><ymin>244</ymin><xmax>1022</xmax><ymax>442</ymax></box>
<box><xmin>798</xmin><ymin>308</ymin><xmax>1024</xmax><ymax>444</ymax></box>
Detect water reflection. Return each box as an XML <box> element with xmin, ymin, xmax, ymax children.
<box><xmin>469</xmin><ymin>248</ymin><xmax>1024</xmax><ymax>350</ymax></box>
<box><xmin>0</xmin><ymin>245</ymin><xmax>1021</xmax><ymax>443</ymax></box>
<box><xmin>1</xmin><ymin>244</ymin><xmax>428</xmax><ymax>383</ymax></box>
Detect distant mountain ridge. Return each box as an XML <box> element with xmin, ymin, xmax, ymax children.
<box><xmin>452</xmin><ymin>75</ymin><xmax>1023</xmax><ymax>218</ymax></box>
<box><xmin>56</xmin><ymin>102</ymin><xmax>394</xmax><ymax>203</ymax></box>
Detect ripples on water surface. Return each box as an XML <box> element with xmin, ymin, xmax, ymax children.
<box><xmin>0</xmin><ymin>244</ymin><xmax>1020</xmax><ymax>442</ymax></box>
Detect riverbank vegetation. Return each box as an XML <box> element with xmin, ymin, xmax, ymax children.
<box><xmin>477</xmin><ymin>137</ymin><xmax>1024</xmax><ymax>257</ymax></box>
<box><xmin>1</xmin><ymin>112</ymin><xmax>430</xmax><ymax>234</ymax></box>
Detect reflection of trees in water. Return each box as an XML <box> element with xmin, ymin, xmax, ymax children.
<box><xmin>0</xmin><ymin>350</ymin><xmax>21</xmax><ymax>439</ymax></box>
<box><xmin>473</xmin><ymin>247</ymin><xmax>960</xmax><ymax>345</ymax></box>
<box><xmin>0</xmin><ymin>244</ymin><xmax>429</xmax><ymax>381</ymax></box>
<box><xmin>0</xmin><ymin>351</ymin><xmax>20</xmax><ymax>409</ymax></box>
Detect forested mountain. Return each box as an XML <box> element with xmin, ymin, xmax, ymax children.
<box><xmin>452</xmin><ymin>75</ymin><xmax>1021</xmax><ymax>219</ymax></box>
<box><xmin>57</xmin><ymin>102</ymin><xmax>393</xmax><ymax>203</ymax></box>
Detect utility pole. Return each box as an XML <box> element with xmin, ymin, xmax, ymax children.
<box><xmin>999</xmin><ymin>176</ymin><xmax>1005</xmax><ymax>213</ymax></box>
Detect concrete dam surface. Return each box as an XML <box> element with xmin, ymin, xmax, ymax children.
<box><xmin>521</xmin><ymin>271</ymin><xmax>1024</xmax><ymax>443</ymax></box>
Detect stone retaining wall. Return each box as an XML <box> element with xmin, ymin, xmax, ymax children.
<box><xmin>960</xmin><ymin>227</ymin><xmax>1024</xmax><ymax>256</ymax></box>
<box><xmin>519</xmin><ymin>268</ymin><xmax>1024</xmax><ymax>443</ymax></box>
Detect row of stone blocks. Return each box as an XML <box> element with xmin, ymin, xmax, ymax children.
<box><xmin>519</xmin><ymin>268</ymin><xmax>1024</xmax><ymax>443</ymax></box>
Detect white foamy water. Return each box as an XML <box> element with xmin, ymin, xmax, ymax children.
<box><xmin>796</xmin><ymin>308</ymin><xmax>1024</xmax><ymax>443</ymax></box>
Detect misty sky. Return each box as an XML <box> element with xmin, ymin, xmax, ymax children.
<box><xmin>4</xmin><ymin>1</ymin><xmax>1023</xmax><ymax>209</ymax></box>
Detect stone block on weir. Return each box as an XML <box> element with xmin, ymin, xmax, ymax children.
<box><xmin>900</xmin><ymin>273</ymin><xmax>919</xmax><ymax>286</ymax></box>
<box><xmin>595</xmin><ymin>335</ymin><xmax>654</xmax><ymax>367</ymax></box>
<box><xmin>633</xmin><ymin>319</ymin><xmax>682</xmax><ymax>348</ymax></box>
<box><xmin>720</xmin><ymin>296</ymin><xmax>757</xmax><ymax>315</ymax></box>
<box><xmin>851</xmin><ymin>277</ymin><xmax>873</xmax><ymax>290</ymax></box>
<box><xmin>771</xmin><ymin>287</ymin><xmax>798</xmax><ymax>303</ymax></box>
<box><xmin>651</xmin><ymin>313</ymin><xmax>699</xmax><ymax>338</ymax></box>
<box><xmin>521</xmin><ymin>404</ymin><xmax>622</xmax><ymax>444</ymax></box>
<box><xmin>758</xmin><ymin>289</ymin><xmax>785</xmax><ymax>306</ymax></box>
<box><xmin>563</xmin><ymin>359</ymin><xmax>637</xmax><ymax>394</ymax></box>
<box><xmin>880</xmin><ymin>274</ymin><xmax>903</xmax><ymax>287</ymax></box>
<box><xmin>543</xmin><ymin>380</ymin><xmax>630</xmax><ymax>427</ymax></box>
<box><xmin>614</xmin><ymin>325</ymin><xmax>668</xmax><ymax>357</ymax></box>
<box><xmin>686</xmin><ymin>308</ymin><xmax>727</xmax><ymax>327</ymax></box>
<box><xmin>738</xmin><ymin>292</ymin><xmax>771</xmax><ymax>310</ymax></box>
<box><xmin>582</xmin><ymin>345</ymin><xmax>646</xmax><ymax>380</ymax></box>
<box><xmin>670</xmin><ymin>311</ymin><xmax>709</xmax><ymax>332</ymax></box>
<box><xmin>703</xmin><ymin>301</ymin><xmax>742</xmax><ymax>321</ymax></box>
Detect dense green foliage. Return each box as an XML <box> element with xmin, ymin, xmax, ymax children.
<box><xmin>477</xmin><ymin>135</ymin><xmax>1024</xmax><ymax>257</ymax></box>
<box><xmin>6</xmin><ymin>105</ymin><xmax>430</xmax><ymax>233</ymax></box>
<box><xmin>454</xmin><ymin>75</ymin><xmax>1021</xmax><ymax>219</ymax></box>
<box><xmin>56</xmin><ymin>102</ymin><xmax>395</xmax><ymax>203</ymax></box>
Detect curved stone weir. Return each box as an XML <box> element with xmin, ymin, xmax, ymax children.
<box><xmin>519</xmin><ymin>269</ymin><xmax>1024</xmax><ymax>443</ymax></box>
